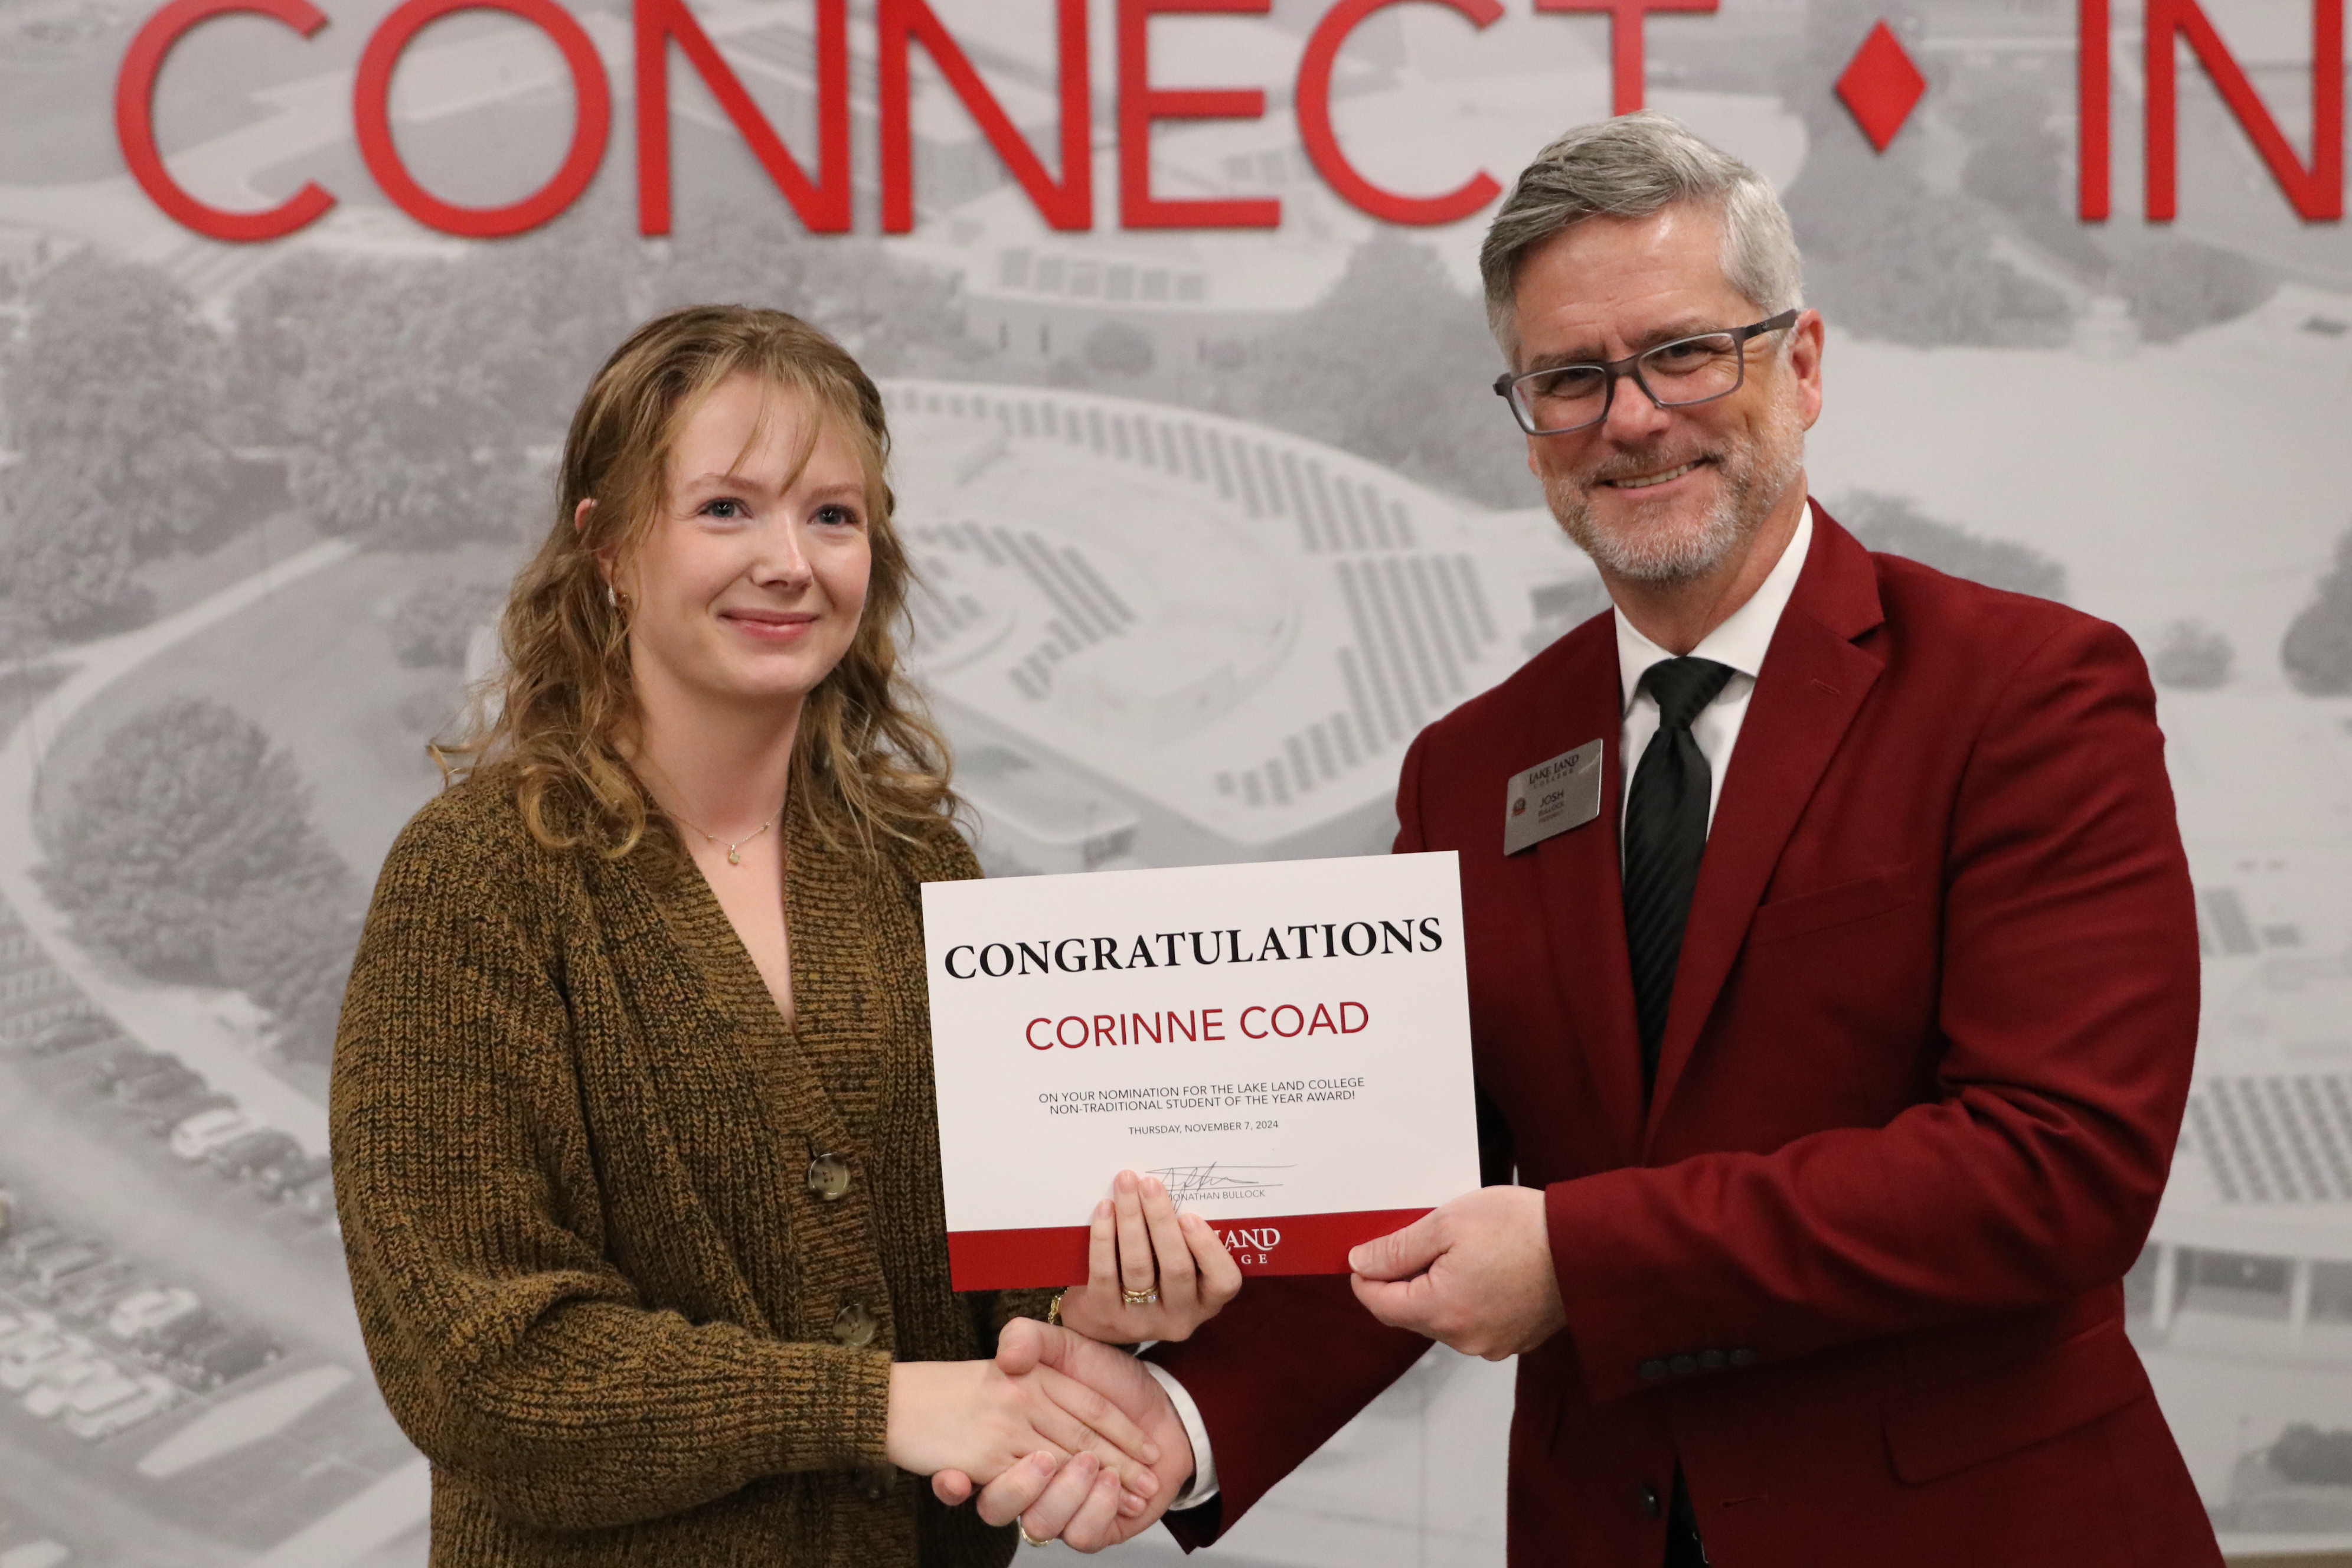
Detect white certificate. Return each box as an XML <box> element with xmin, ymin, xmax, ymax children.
<box><xmin>922</xmin><ymin>852</ymin><xmax>1479</xmax><ymax>1289</ymax></box>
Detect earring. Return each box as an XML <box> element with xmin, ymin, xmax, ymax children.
<box><xmin>606</xmin><ymin>583</ymin><xmax>619</xmax><ymax>609</ymax></box>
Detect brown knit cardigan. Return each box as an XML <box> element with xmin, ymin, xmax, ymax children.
<box><xmin>331</xmin><ymin>767</ymin><xmax>1045</xmax><ymax>1566</ymax></box>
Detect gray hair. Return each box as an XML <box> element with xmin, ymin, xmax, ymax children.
<box><xmin>1479</xmin><ymin>111</ymin><xmax>1802</xmax><ymax>355</ymax></box>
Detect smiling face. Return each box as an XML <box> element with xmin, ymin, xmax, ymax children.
<box><xmin>610</xmin><ymin>373</ymin><xmax>874</xmax><ymax>723</ymax></box>
<box><xmin>1510</xmin><ymin>202</ymin><xmax>1821</xmax><ymax>584</ymax></box>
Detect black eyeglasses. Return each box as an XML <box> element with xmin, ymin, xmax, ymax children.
<box><xmin>1493</xmin><ymin>309</ymin><xmax>1801</xmax><ymax>436</ymax></box>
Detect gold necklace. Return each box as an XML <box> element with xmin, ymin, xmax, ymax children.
<box><xmin>668</xmin><ymin>807</ymin><xmax>776</xmax><ymax>866</ymax></box>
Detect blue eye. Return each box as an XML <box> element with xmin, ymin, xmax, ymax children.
<box><xmin>815</xmin><ymin>504</ymin><xmax>862</xmax><ymax>529</ymax></box>
<box><xmin>700</xmin><ymin>498</ymin><xmax>747</xmax><ymax>520</ymax></box>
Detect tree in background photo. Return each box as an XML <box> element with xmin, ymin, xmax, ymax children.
<box><xmin>0</xmin><ymin>480</ymin><xmax>142</xmax><ymax>636</ymax></box>
<box><xmin>2284</xmin><ymin>527</ymin><xmax>2352</xmax><ymax>696</ymax></box>
<box><xmin>1081</xmin><ymin>319</ymin><xmax>1156</xmax><ymax>381</ymax></box>
<box><xmin>1249</xmin><ymin>231</ymin><xmax>1534</xmax><ymax>510</ymax></box>
<box><xmin>0</xmin><ymin>251</ymin><xmax>235</xmax><ymax>634</ymax></box>
<box><xmin>390</xmin><ymin>574</ymin><xmax>505</xmax><ymax>669</ymax></box>
<box><xmin>2150</xmin><ymin>619</ymin><xmax>2235</xmax><ymax>691</ymax></box>
<box><xmin>231</xmin><ymin>239</ymin><xmax>626</xmax><ymax>548</ymax></box>
<box><xmin>37</xmin><ymin>696</ymin><xmax>361</xmax><ymax>1063</ymax></box>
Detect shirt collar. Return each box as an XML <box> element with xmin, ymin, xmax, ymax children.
<box><xmin>1614</xmin><ymin>504</ymin><xmax>1814</xmax><ymax>713</ymax></box>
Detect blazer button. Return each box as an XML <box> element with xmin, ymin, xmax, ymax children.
<box><xmin>1669</xmin><ymin>1354</ymin><xmax>1698</xmax><ymax>1377</ymax></box>
<box><xmin>1637</xmin><ymin>1359</ymin><xmax>1667</xmax><ymax>1381</ymax></box>
<box><xmin>1729</xmin><ymin>1347</ymin><xmax>1757</xmax><ymax>1367</ymax></box>
<box><xmin>1637</xmin><ymin>1482</ymin><xmax>1662</xmax><ymax>1520</ymax></box>
<box><xmin>1698</xmin><ymin>1348</ymin><xmax>1726</xmax><ymax>1371</ymax></box>
<box><xmin>832</xmin><ymin>1301</ymin><xmax>878</xmax><ymax>1347</ymax></box>
<box><xmin>807</xmin><ymin>1154</ymin><xmax>852</xmax><ymax>1201</ymax></box>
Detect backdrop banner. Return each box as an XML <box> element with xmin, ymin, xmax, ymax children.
<box><xmin>0</xmin><ymin>0</ymin><xmax>2347</xmax><ymax>1562</ymax></box>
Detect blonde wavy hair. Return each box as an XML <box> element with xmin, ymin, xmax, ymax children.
<box><xmin>439</xmin><ymin>305</ymin><xmax>954</xmax><ymax>858</ymax></box>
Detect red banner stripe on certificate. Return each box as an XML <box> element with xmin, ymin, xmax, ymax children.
<box><xmin>947</xmin><ymin>1207</ymin><xmax>1432</xmax><ymax>1291</ymax></box>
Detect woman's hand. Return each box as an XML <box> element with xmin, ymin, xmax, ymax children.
<box><xmin>883</xmin><ymin>1358</ymin><xmax>1160</xmax><ymax>1508</ymax></box>
<box><xmin>932</xmin><ymin>1319</ymin><xmax>1195</xmax><ymax>1549</ymax></box>
<box><xmin>1057</xmin><ymin>1171</ymin><xmax>1243</xmax><ymax>1344</ymax></box>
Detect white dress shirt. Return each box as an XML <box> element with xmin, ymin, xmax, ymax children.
<box><xmin>1143</xmin><ymin>1361</ymin><xmax>1220</xmax><ymax>1505</ymax></box>
<box><xmin>1615</xmin><ymin>506</ymin><xmax>1811</xmax><ymax>834</ymax></box>
<box><xmin>1151</xmin><ymin>507</ymin><xmax>1814</xmax><ymax>1514</ymax></box>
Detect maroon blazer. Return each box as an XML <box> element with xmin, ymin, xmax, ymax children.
<box><xmin>1156</xmin><ymin>506</ymin><xmax>2220</xmax><ymax>1566</ymax></box>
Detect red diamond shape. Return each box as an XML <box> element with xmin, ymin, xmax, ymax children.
<box><xmin>1836</xmin><ymin>20</ymin><xmax>1926</xmax><ymax>152</ymax></box>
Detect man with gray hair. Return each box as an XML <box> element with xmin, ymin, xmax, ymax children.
<box><xmin>947</xmin><ymin>113</ymin><xmax>2218</xmax><ymax>1566</ymax></box>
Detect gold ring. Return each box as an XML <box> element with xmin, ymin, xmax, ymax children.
<box><xmin>1122</xmin><ymin>1286</ymin><xmax>1160</xmax><ymax>1307</ymax></box>
<box><xmin>1018</xmin><ymin>1521</ymin><xmax>1052</xmax><ymax>1548</ymax></box>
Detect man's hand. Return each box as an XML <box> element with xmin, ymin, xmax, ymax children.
<box><xmin>932</xmin><ymin>1319</ymin><xmax>1194</xmax><ymax>1551</ymax></box>
<box><xmin>1348</xmin><ymin>1185</ymin><xmax>1566</xmax><ymax>1360</ymax></box>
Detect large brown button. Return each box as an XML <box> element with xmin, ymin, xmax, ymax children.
<box><xmin>807</xmin><ymin>1154</ymin><xmax>852</xmax><ymax>1201</ymax></box>
<box><xmin>832</xmin><ymin>1301</ymin><xmax>877</xmax><ymax>1347</ymax></box>
<box><xmin>1637</xmin><ymin>1482</ymin><xmax>1662</xmax><ymax>1520</ymax></box>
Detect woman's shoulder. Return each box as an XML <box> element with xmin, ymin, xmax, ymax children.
<box><xmin>383</xmin><ymin>763</ymin><xmax>571</xmax><ymax>890</ymax></box>
<box><xmin>888</xmin><ymin>811</ymin><xmax>982</xmax><ymax>887</ymax></box>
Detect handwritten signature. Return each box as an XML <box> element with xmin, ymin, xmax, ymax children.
<box><xmin>1148</xmin><ymin>1162</ymin><xmax>1294</xmax><ymax>1197</ymax></box>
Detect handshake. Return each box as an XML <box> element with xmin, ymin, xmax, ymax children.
<box><xmin>886</xmin><ymin>1175</ymin><xmax>1570</xmax><ymax>1550</ymax></box>
<box><xmin>884</xmin><ymin>1171</ymin><xmax>1231</xmax><ymax>1550</ymax></box>
<box><xmin>910</xmin><ymin>1317</ymin><xmax>1197</xmax><ymax>1550</ymax></box>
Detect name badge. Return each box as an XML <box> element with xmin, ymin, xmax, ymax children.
<box><xmin>1503</xmin><ymin>739</ymin><xmax>1604</xmax><ymax>855</ymax></box>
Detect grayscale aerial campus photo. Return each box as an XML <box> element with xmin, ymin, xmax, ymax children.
<box><xmin>0</xmin><ymin>0</ymin><xmax>2348</xmax><ymax>1560</ymax></box>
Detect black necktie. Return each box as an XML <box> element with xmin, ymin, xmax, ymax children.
<box><xmin>1621</xmin><ymin>656</ymin><xmax>1735</xmax><ymax>1092</ymax></box>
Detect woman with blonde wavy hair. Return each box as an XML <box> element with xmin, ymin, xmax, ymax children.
<box><xmin>330</xmin><ymin>305</ymin><xmax>1236</xmax><ymax>1566</ymax></box>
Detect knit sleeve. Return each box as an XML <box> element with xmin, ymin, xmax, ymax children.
<box><xmin>330</xmin><ymin>792</ymin><xmax>893</xmax><ymax>1531</ymax></box>
<box><xmin>914</xmin><ymin>814</ymin><xmax>984</xmax><ymax>885</ymax></box>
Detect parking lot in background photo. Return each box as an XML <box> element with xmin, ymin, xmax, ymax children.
<box><xmin>0</xmin><ymin>1007</ymin><xmax>420</xmax><ymax>1563</ymax></box>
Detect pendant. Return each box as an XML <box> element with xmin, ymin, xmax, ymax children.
<box><xmin>727</xmin><ymin>847</ymin><xmax>741</xmax><ymax>865</ymax></box>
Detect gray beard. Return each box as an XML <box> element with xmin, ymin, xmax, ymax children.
<box><xmin>1544</xmin><ymin>398</ymin><xmax>1805</xmax><ymax>586</ymax></box>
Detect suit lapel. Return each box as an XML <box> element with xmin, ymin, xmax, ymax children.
<box><xmin>1525</xmin><ymin>618</ymin><xmax>1648</xmax><ymax>1165</ymax></box>
<box><xmin>1645</xmin><ymin>509</ymin><xmax>1887</xmax><ymax>1139</ymax></box>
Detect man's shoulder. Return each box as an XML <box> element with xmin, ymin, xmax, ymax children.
<box><xmin>1867</xmin><ymin>548</ymin><xmax>2075</xmax><ymax>632</ymax></box>
<box><xmin>1860</xmin><ymin>547</ymin><xmax>2130</xmax><ymax>679</ymax></box>
<box><xmin>1801</xmin><ymin>504</ymin><xmax>2088</xmax><ymax>652</ymax></box>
